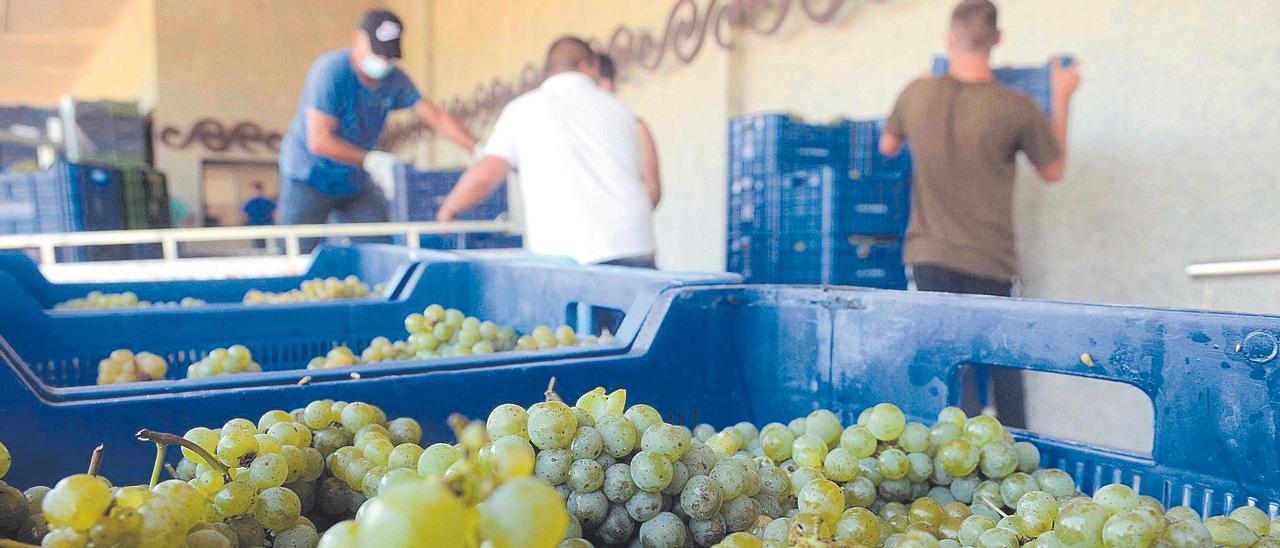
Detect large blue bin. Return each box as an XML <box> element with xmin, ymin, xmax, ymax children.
<box><xmin>0</xmin><ymin>285</ymin><xmax>1275</xmax><ymax>517</ymax></box>
<box><xmin>0</xmin><ymin>254</ymin><xmax>739</xmax><ymax>399</ymax></box>
<box><xmin>0</xmin><ymin>244</ymin><xmax>428</xmax><ymax>309</ymax></box>
<box><xmin>930</xmin><ymin>55</ymin><xmax>1074</xmax><ymax>116</ymax></box>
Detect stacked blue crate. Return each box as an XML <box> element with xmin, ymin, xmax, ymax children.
<box><xmin>0</xmin><ymin>162</ymin><xmax>128</xmax><ymax>261</ymax></box>
<box><xmin>930</xmin><ymin>56</ymin><xmax>1073</xmax><ymax>116</ymax></box>
<box><xmin>727</xmin><ymin>114</ymin><xmax>911</xmax><ymax>288</ymax></box>
<box><xmin>389</xmin><ymin>164</ymin><xmax>521</xmax><ymax>250</ymax></box>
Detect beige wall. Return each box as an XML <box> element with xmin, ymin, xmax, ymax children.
<box><xmin>71</xmin><ymin>0</ymin><xmax>158</xmax><ymax>109</ymax></box>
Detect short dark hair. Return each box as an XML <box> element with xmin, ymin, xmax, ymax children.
<box><xmin>598</xmin><ymin>54</ymin><xmax>617</xmax><ymax>81</ymax></box>
<box><xmin>545</xmin><ymin>35</ymin><xmax>596</xmax><ymax>75</ymax></box>
<box><xmin>951</xmin><ymin>0</ymin><xmax>999</xmax><ymax>51</ymax></box>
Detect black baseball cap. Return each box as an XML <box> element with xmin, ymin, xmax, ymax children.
<box><xmin>360</xmin><ymin>10</ymin><xmax>403</xmax><ymax>59</ymax></box>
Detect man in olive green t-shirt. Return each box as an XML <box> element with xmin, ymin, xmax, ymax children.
<box><xmin>880</xmin><ymin>0</ymin><xmax>1081</xmax><ymax>425</ymax></box>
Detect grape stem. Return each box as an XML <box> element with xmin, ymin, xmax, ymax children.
<box><xmin>135</xmin><ymin>429</ymin><xmax>231</xmax><ymax>482</ymax></box>
<box><xmin>0</xmin><ymin>540</ymin><xmax>41</xmax><ymax>547</ymax></box>
<box><xmin>544</xmin><ymin>376</ymin><xmax>562</xmax><ymax>402</ymax></box>
<box><xmin>981</xmin><ymin>494</ymin><xmax>1011</xmax><ymax>519</ymax></box>
<box><xmin>87</xmin><ymin>444</ymin><xmax>104</xmax><ymax>476</ymax></box>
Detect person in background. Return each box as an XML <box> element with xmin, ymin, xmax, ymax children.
<box><xmin>169</xmin><ymin>197</ymin><xmax>194</xmax><ymax>228</ymax></box>
<box><xmin>596</xmin><ymin>54</ymin><xmax>661</xmax><ymax>208</ymax></box>
<box><xmin>242</xmin><ymin>181</ymin><xmax>276</xmax><ymax>249</ymax></box>
<box><xmin>878</xmin><ymin>0</ymin><xmax>1081</xmax><ymax>426</ymax></box>
<box><xmin>437</xmin><ymin>37</ymin><xmax>657</xmax><ymax>269</ymax></box>
<box><xmin>278</xmin><ymin>9</ymin><xmax>478</xmax><ymax>251</ymax></box>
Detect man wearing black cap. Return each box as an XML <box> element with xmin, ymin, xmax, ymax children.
<box><xmin>278</xmin><ymin>9</ymin><xmax>478</xmax><ymax>250</ymax></box>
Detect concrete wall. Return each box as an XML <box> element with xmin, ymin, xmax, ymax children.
<box><xmin>71</xmin><ymin>0</ymin><xmax>159</xmax><ymax>109</ymax></box>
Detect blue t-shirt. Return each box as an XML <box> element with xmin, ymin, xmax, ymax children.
<box><xmin>243</xmin><ymin>197</ymin><xmax>276</xmax><ymax>225</ymax></box>
<box><xmin>279</xmin><ymin>49</ymin><xmax>421</xmax><ymax>196</ymax></box>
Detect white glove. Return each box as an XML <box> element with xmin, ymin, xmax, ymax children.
<box><xmin>472</xmin><ymin>142</ymin><xmax>486</xmax><ymax>162</ymax></box>
<box><xmin>362</xmin><ymin>151</ymin><xmax>398</xmax><ymax>201</ymax></box>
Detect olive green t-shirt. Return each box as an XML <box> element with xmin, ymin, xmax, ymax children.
<box><xmin>885</xmin><ymin>76</ymin><xmax>1061</xmax><ymax>281</ymax></box>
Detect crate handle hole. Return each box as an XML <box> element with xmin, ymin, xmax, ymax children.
<box><xmin>565</xmin><ymin>303</ymin><xmax>625</xmax><ymax>337</ymax></box>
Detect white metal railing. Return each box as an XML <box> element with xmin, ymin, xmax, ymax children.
<box><xmin>0</xmin><ymin>220</ymin><xmax>522</xmax><ymax>264</ymax></box>
<box><xmin>1186</xmin><ymin>258</ymin><xmax>1280</xmax><ymax>278</ymax></box>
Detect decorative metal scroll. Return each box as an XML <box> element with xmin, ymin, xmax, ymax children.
<box><xmin>159</xmin><ymin>119</ymin><xmax>283</xmax><ymax>153</ymax></box>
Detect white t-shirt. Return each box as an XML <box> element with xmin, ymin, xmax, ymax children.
<box><xmin>484</xmin><ymin>71</ymin><xmax>655</xmax><ymax>264</ymax></box>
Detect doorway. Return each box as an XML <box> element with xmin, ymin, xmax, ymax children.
<box><xmin>201</xmin><ymin>161</ymin><xmax>279</xmax><ymax>227</ymax></box>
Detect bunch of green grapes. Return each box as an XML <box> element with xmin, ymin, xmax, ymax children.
<box><xmin>243</xmin><ymin>275</ymin><xmax>379</xmax><ymax>305</ymax></box>
<box><xmin>402</xmin><ymin>303</ymin><xmax>518</xmax><ymax>358</ymax></box>
<box><xmin>514</xmin><ymin>325</ymin><xmax>614</xmax><ymax>351</ymax></box>
<box><xmin>96</xmin><ymin>349</ymin><xmax>169</xmax><ymax>385</ymax></box>
<box><xmin>54</xmin><ymin>291</ymin><xmax>205</xmax><ymax>310</ymax></box>
<box><xmin>317</xmin><ymin>407</ymin><xmax>569</xmax><ymax>547</ymax></box>
<box><xmin>185</xmin><ymin>345</ymin><xmax>263</xmax><ymax>379</ymax></box>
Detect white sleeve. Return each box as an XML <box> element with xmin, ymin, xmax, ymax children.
<box><xmin>483</xmin><ymin>103</ymin><xmax>521</xmax><ymax>168</ymax></box>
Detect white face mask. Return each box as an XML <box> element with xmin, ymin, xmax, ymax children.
<box><xmin>360</xmin><ymin>54</ymin><xmax>394</xmax><ymax>80</ymax></box>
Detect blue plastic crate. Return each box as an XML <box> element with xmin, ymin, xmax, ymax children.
<box><xmin>390</xmin><ymin>165</ymin><xmax>508</xmax><ymax>222</ymax></box>
<box><xmin>774</xmin><ymin>166</ymin><xmax>910</xmax><ymax>237</ymax></box>
<box><xmin>1</xmin><ymin>286</ymin><xmax>1275</xmax><ymax>518</ymax></box>
<box><xmin>843</xmin><ymin>119</ymin><xmax>913</xmax><ymax>182</ymax></box>
<box><xmin>0</xmin><ymin>244</ymin><xmax>428</xmax><ymax>309</ymax></box>
<box><xmin>414</xmin><ymin>232</ymin><xmax>524</xmax><ymax>250</ymax></box>
<box><xmin>931</xmin><ymin>56</ymin><xmax>1074</xmax><ymax>116</ymax></box>
<box><xmin>829</xmin><ymin>235</ymin><xmax>908</xmax><ymax>289</ymax></box>
<box><xmin>0</xmin><ymin>252</ymin><xmax>739</xmax><ymax>396</ymax></box>
<box><xmin>728</xmin><ymin>113</ymin><xmax>847</xmax><ymax>179</ymax></box>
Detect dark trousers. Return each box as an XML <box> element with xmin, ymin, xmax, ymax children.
<box><xmin>278</xmin><ymin>178</ymin><xmax>390</xmax><ymax>253</ymax></box>
<box><xmin>912</xmin><ymin>263</ymin><xmax>1025</xmax><ymax>428</ymax></box>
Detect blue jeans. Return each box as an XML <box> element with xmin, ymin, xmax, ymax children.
<box><xmin>278</xmin><ymin>177</ymin><xmax>390</xmax><ymax>253</ymax></box>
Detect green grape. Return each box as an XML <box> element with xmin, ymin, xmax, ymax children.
<box><xmin>340</xmin><ymin>402</ymin><xmax>385</xmax><ymax>433</ymax></box>
<box><xmin>1013</xmin><ymin>441</ymin><xmax>1040</xmax><ymax>473</ymax></box>
<box><xmin>217</xmin><ymin>430</ymin><xmax>260</xmax><ymax>467</ymax></box>
<box><xmin>362</xmin><ymin>437</ymin><xmax>395</xmax><ymax>466</ymax></box>
<box><xmin>879</xmin><ymin>477</ymin><xmax>912</xmax><ymax>503</ymax></box>
<box><xmin>596</xmin><ymin>414</ymin><xmax>638</xmax><ymax>458</ymax></box>
<box><xmin>908</xmin><ymin>496</ymin><xmax>946</xmax><ymax>532</ymax></box>
<box><xmin>137</xmin><ymin>496</ymin><xmax>190</xmax><ymax>547</ymax></box>
<box><xmin>1034</xmin><ymin>468</ymin><xmax>1076</xmax><ymax>498</ymax></box>
<box><xmin>377</xmin><ymin>468</ymin><xmax>422</xmax><ymax>496</ymax></box>
<box><xmin>638</xmin><ymin>511</ymin><xmax>687</xmax><ymax>547</ymax></box>
<box><xmin>899</xmin><ymin>422</ymin><xmax>931</xmax><ymax>453</ymax></box>
<box><xmin>257</xmin><ymin>409</ymin><xmax>292</xmax><ymax>432</ymax></box>
<box><xmin>930</xmin><ymin>422</ymin><xmax>963</xmax><ymax>452</ymax></box>
<box><xmin>792</xmin><ymin>434</ymin><xmax>828</xmax><ymax>468</ymax></box>
<box><xmin>623</xmin><ymin>404</ymin><xmax>663</xmax><ymax>436</ymax></box>
<box><xmin>797</xmin><ymin>479</ymin><xmax>844</xmax><ymax>523</ymax></box>
<box><xmin>763</xmin><ymin>517</ymin><xmax>792</xmax><ymax>544</ymax></box>
<box><xmin>1092</xmin><ymin>483</ymin><xmax>1139</xmax><ymax>514</ymax></box>
<box><xmin>625</xmin><ymin>490</ymin><xmax>662</xmax><ymax>522</ymax></box>
<box><xmin>252</xmin><ymin>486</ymin><xmax>301</xmax><ymax>532</ymax></box>
<box><xmin>713</xmin><ymin>460</ymin><xmax>750</xmax><ymax>499</ymax></box>
<box><xmin>153</xmin><ymin>479</ymin><xmax>204</xmax><ymax>525</ymax></box>
<box><xmin>42</xmin><ymin>473</ymin><xmax>112</xmax><ymax>531</ymax></box>
<box><xmin>789</xmin><ymin>417</ymin><xmax>808</xmax><ymax>435</ymax></box>
<box><xmin>312</xmin><ymin>427</ymin><xmax>352</xmax><ymax>457</ymax></box>
<box><xmin>958</xmin><ymin>514</ymin><xmax>997</xmax><ymax>546</ymax></box>
<box><xmin>280</xmin><ymin>445</ymin><xmax>306</xmax><ymax>483</ymax></box>
<box><xmin>213</xmin><ymin>481</ymin><xmax>256</xmax><ymax>517</ymax></box>
<box><xmin>866</xmin><ymin>403</ymin><xmax>906</xmax><ymax>441</ymax></box>
<box><xmin>490</xmin><ymin>436</ymin><xmax>536</xmax><ymax>481</ymax></box>
<box><xmin>318</xmin><ymin>519</ymin><xmax>358</xmax><ymax>548</ymax></box>
<box><xmin>303</xmin><ymin>400</ymin><xmax>338</xmax><ymax>429</ymax></box>
<box><xmin>1204</xmin><ymin>516</ymin><xmax>1259</xmax><ymax>547</ymax></box>
<box><xmin>356</xmin><ymin>480</ymin><xmax>472</xmax><ymax>548</ymax></box>
<box><xmin>938</xmin><ymin>406</ymin><xmax>967</xmax><ymax>427</ymax></box>
<box><xmin>528</xmin><ymin>401</ymin><xmax>579</xmax><ymax>450</ymax></box>
<box><xmin>641</xmin><ymin>423</ymin><xmax>692</xmax><ymax>460</ymax></box>
<box><xmin>706</xmin><ymin>431</ymin><xmax>742</xmax><ymax>457</ymax></box>
<box><xmin>943</xmin><ymin>501</ymin><xmax>971</xmax><ymax>521</ymax></box>
<box><xmin>479</xmin><ymin>476</ymin><xmax>570</xmax><ymax>547</ymax></box>
<box><xmin>570</xmin><ymin>426</ymin><xmax>604</xmax><ymax>460</ymax></box>
<box><xmin>535</xmin><ymin>448</ymin><xmax>573</xmax><ymax>485</ymax></box>
<box><xmin>822</xmin><ymin>447</ymin><xmax>859</xmax><ymax>482</ymax></box>
<box><xmin>361</xmin><ymin>465</ymin><xmax>388</xmax><ymax>498</ymax></box>
<box><xmin>804</xmin><ymin>409</ymin><xmax>842</xmax><ymax>447</ymax></box>
<box><xmin>1102</xmin><ymin>510</ymin><xmax>1160</xmax><ymax>547</ymax></box>
<box><xmin>662</xmin><ymin>461</ymin><xmax>691</xmax><ymax>496</ymax></box>
<box><xmin>722</xmin><ymin>494</ymin><xmax>759</xmax><ymax>533</ymax></box>
<box><xmin>1054</xmin><ymin>499</ymin><xmax>1110</xmax><ymax>545</ymax></box>
<box><xmin>186</xmin><ymin>468</ymin><xmax>225</xmax><ymax>499</ymax></box>
<box><xmin>255</xmin><ymin>433</ymin><xmax>283</xmax><ymax>456</ymax></box>
<box><xmin>42</xmin><ymin>526</ymin><xmax>89</xmax><ymax>547</ymax></box>
<box><xmin>1165</xmin><ymin>505</ymin><xmax>1201</xmax><ymax>524</ymax></box>
<box><xmin>760</xmin><ymin>424</ymin><xmax>796</xmax><ymax>462</ymax></box>
<box><xmin>247</xmin><ymin>453</ymin><xmax>288</xmax><ymax>489</ymax></box>
<box><xmin>905</xmin><ymin>452</ymin><xmax>932</xmax><ymax>483</ymax></box>
<box><xmin>1015</xmin><ymin>490</ymin><xmax>1059</xmax><ymax>532</ymax></box>
<box><xmin>836</xmin><ymin>507</ymin><xmax>880</xmax><ymax>546</ymax></box>
<box><xmin>273</xmin><ymin>522</ymin><xmax>320</xmax><ymax>548</ymax></box>
<box><xmin>679</xmin><ymin>475</ymin><xmax>724</xmax><ymax>521</ymax></box>
<box><xmin>963</xmin><ymin>415</ymin><xmax>1004</xmax><ymax>446</ymax></box>
<box><xmin>264</xmin><ymin>422</ymin><xmax>300</xmax><ymax>448</ymax></box>
<box><xmin>978</xmin><ymin>441</ymin><xmax>1018</xmax><ymax>479</ymax></box>
<box><xmin>977</xmin><ymin>525</ymin><xmax>1019</xmax><ymax>547</ymax></box>
<box><xmin>758</xmin><ymin>464</ymin><xmax>791</xmax><ymax>498</ymax></box>
<box><xmin>417</xmin><ymin>443</ymin><xmax>459</xmax><ymax>477</ymax></box>
<box><xmin>877</xmin><ymin>447</ymin><xmax>910</xmax><ymax>480</ymax></box>
<box><xmin>113</xmin><ymin>485</ymin><xmax>153</xmax><ymax>509</ymax></box>
<box><xmin>568</xmin><ymin>490</ymin><xmax>608</xmax><ymax>529</ymax></box>
<box><xmin>561</xmin><ymin>459</ymin><xmax>603</xmax><ymax>495</ymax></box>
<box><xmin>842</xmin><ymin>476</ymin><xmax>876</xmax><ymax>508</ymax></box>
<box><xmin>485</xmin><ymin>404</ymin><xmax>528</xmax><ymax>440</ymax></box>
<box><xmin>355</xmin><ymin>424</ymin><xmax>391</xmax><ymax>447</ymax></box>
<box><xmin>387</xmin><ymin>417</ymin><xmax>422</xmax><ymax>446</ymax></box>
<box><xmin>789</xmin><ymin>466</ymin><xmax>826</xmax><ymax>497</ymax></box>
<box><xmin>840</xmin><ymin>425</ymin><xmax>878</xmax><ymax>458</ymax></box>
<box><xmin>24</xmin><ymin>485</ymin><xmax>50</xmax><ymax>514</ymax></box>
<box><xmin>630</xmin><ymin>450</ymin><xmax>674</xmax><ymax>492</ymax></box>
<box><xmin>1228</xmin><ymin>505</ymin><xmax>1270</xmax><ymax>536</ymax></box>
<box><xmin>385</xmin><ymin>443</ymin><xmax>423</xmax><ymax>470</ymax></box>
<box><xmin>689</xmin><ymin>513</ymin><xmax>727</xmax><ymax>546</ymax></box>
<box><xmin>997</xmin><ymin>472</ymin><xmax>1037</xmax><ymax>508</ymax></box>
<box><xmin>1161</xmin><ymin>517</ymin><xmax>1213</xmax><ymax>548</ymax></box>
<box><xmin>223</xmin><ymin>417</ymin><xmax>257</xmax><ymax>437</ymax></box>
<box><xmin>182</xmin><ymin>427</ymin><xmax>220</xmax><ymax>463</ymax></box>
<box><xmin>718</xmin><ymin>531</ymin><xmax>763</xmax><ymax>548</ymax></box>
<box><xmin>0</xmin><ymin>483</ymin><xmax>28</xmax><ymax>535</ymax></box>
<box><xmin>603</xmin><ymin>463</ymin><xmax>637</xmax><ymax>503</ymax></box>
<box><xmin>301</xmin><ymin>447</ymin><xmax>326</xmax><ymax>482</ymax></box>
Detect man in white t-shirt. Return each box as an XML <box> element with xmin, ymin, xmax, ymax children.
<box><xmin>437</xmin><ymin>36</ymin><xmax>657</xmax><ymax>267</ymax></box>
